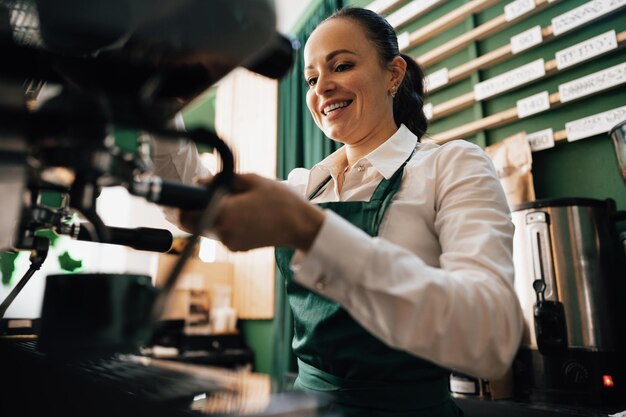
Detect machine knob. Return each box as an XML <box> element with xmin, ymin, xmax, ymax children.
<box><xmin>563</xmin><ymin>361</ymin><xmax>589</xmax><ymax>385</ymax></box>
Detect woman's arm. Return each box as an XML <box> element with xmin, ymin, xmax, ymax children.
<box><xmin>289</xmin><ymin>142</ymin><xmax>524</xmax><ymax>379</ymax></box>
<box><xmin>150</xmin><ymin>114</ymin><xmax>211</xmax><ymax>225</ymax></box>
<box><xmin>151</xmin><ymin>113</ymin><xmax>211</xmax><ymax>183</ymax></box>
<box><xmin>206</xmin><ymin>141</ymin><xmax>523</xmax><ymax>379</ymax></box>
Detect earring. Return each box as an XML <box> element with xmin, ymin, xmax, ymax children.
<box><xmin>390</xmin><ymin>84</ymin><xmax>398</xmax><ymax>98</ymax></box>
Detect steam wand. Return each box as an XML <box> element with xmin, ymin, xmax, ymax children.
<box><xmin>0</xmin><ymin>237</ymin><xmax>49</xmax><ymax>319</ymax></box>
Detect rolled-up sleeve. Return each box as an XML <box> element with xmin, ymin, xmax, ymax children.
<box><xmin>150</xmin><ymin>114</ymin><xmax>211</xmax><ymax>224</ymax></box>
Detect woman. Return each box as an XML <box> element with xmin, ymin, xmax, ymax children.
<box><xmin>167</xmin><ymin>7</ymin><xmax>523</xmax><ymax>416</ymax></box>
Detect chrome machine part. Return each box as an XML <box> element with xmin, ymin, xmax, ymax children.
<box><xmin>610</xmin><ymin>120</ymin><xmax>626</xmax><ymax>186</ymax></box>
<box><xmin>512</xmin><ymin>198</ymin><xmax>624</xmax><ymax>352</ymax></box>
<box><xmin>0</xmin><ymin>139</ymin><xmax>27</xmax><ymax>250</ymax></box>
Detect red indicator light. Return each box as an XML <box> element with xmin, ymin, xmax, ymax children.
<box><xmin>603</xmin><ymin>375</ymin><xmax>614</xmax><ymax>388</ymax></box>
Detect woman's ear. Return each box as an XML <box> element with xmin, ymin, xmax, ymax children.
<box><xmin>389</xmin><ymin>55</ymin><xmax>407</xmax><ymax>90</ymax></box>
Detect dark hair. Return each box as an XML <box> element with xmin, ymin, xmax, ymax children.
<box><xmin>324</xmin><ymin>7</ymin><xmax>428</xmax><ymax>139</ymax></box>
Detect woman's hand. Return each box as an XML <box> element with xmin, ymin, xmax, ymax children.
<box><xmin>180</xmin><ymin>174</ymin><xmax>325</xmax><ymax>252</ymax></box>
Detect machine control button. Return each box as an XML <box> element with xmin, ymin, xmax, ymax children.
<box><xmin>563</xmin><ymin>361</ymin><xmax>589</xmax><ymax>385</ymax></box>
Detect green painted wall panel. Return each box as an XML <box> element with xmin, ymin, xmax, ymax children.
<box><xmin>240</xmin><ymin>320</ymin><xmax>274</xmax><ymax>375</ymax></box>
<box><xmin>368</xmin><ymin>0</ymin><xmax>626</xmax><ymax>214</ymax></box>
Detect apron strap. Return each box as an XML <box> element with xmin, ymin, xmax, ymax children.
<box><xmin>307</xmin><ymin>175</ymin><xmax>332</xmax><ymax>201</ymax></box>
<box><xmin>369</xmin><ymin>146</ymin><xmax>416</xmax><ymax>203</ymax></box>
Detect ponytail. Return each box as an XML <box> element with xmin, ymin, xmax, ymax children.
<box><xmin>395</xmin><ymin>54</ymin><xmax>427</xmax><ymax>139</ymax></box>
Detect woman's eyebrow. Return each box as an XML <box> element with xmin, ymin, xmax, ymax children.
<box><xmin>305</xmin><ymin>49</ymin><xmax>357</xmax><ymax>70</ymax></box>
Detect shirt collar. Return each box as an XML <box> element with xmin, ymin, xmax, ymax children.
<box><xmin>306</xmin><ymin>146</ymin><xmax>346</xmax><ymax>199</ymax></box>
<box><xmin>363</xmin><ymin>124</ymin><xmax>418</xmax><ymax>179</ymax></box>
<box><xmin>314</xmin><ymin>146</ymin><xmax>348</xmax><ymax>178</ymax></box>
<box><xmin>307</xmin><ymin>124</ymin><xmax>418</xmax><ymax>193</ymax></box>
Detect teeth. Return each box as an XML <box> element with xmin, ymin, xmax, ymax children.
<box><xmin>323</xmin><ymin>101</ymin><xmax>350</xmax><ymax>115</ymax></box>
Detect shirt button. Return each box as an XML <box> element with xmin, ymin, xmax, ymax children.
<box><xmin>357</xmin><ymin>165</ymin><xmax>365</xmax><ymax>172</ymax></box>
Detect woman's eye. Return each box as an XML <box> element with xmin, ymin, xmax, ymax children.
<box><xmin>306</xmin><ymin>77</ymin><xmax>317</xmax><ymax>87</ymax></box>
<box><xmin>335</xmin><ymin>63</ymin><xmax>352</xmax><ymax>72</ymax></box>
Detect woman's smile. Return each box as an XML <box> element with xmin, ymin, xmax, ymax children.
<box><xmin>323</xmin><ymin>100</ymin><xmax>353</xmax><ymax>121</ymax></box>
<box><xmin>322</xmin><ymin>100</ymin><xmax>353</xmax><ymax>115</ymax></box>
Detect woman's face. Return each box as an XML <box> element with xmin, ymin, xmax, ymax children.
<box><xmin>304</xmin><ymin>18</ymin><xmax>398</xmax><ymax>145</ymax></box>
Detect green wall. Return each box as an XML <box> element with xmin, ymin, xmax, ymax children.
<box><xmin>239</xmin><ymin>320</ymin><xmax>274</xmax><ymax>374</ymax></box>
<box><xmin>375</xmin><ymin>0</ymin><xmax>626</xmax><ymax>215</ymax></box>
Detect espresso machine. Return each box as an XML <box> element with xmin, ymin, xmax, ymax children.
<box><xmin>0</xmin><ymin>0</ymin><xmax>296</xmax><ymax>335</ymax></box>
<box><xmin>0</xmin><ymin>3</ymin><xmax>343</xmax><ymax>417</ymax></box>
<box><xmin>510</xmin><ymin>124</ymin><xmax>626</xmax><ymax>406</ymax></box>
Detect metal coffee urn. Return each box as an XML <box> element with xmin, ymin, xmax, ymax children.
<box><xmin>511</xmin><ymin>197</ymin><xmax>626</xmax><ymax>405</ymax></box>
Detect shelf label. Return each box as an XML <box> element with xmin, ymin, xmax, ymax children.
<box><xmin>387</xmin><ymin>0</ymin><xmax>442</xmax><ymax>27</ymax></box>
<box><xmin>552</xmin><ymin>0</ymin><xmax>626</xmax><ymax>37</ymax></box>
<box><xmin>424</xmin><ymin>102</ymin><xmax>433</xmax><ymax>120</ymax></box>
<box><xmin>517</xmin><ymin>91</ymin><xmax>550</xmax><ymax>119</ymax></box>
<box><xmin>398</xmin><ymin>32</ymin><xmax>410</xmax><ymax>51</ymax></box>
<box><xmin>566</xmin><ymin>105</ymin><xmax>626</xmax><ymax>142</ymax></box>
<box><xmin>425</xmin><ymin>68</ymin><xmax>449</xmax><ymax>92</ymax></box>
<box><xmin>511</xmin><ymin>25</ymin><xmax>543</xmax><ymax>54</ymax></box>
<box><xmin>559</xmin><ymin>62</ymin><xmax>626</xmax><ymax>103</ymax></box>
<box><xmin>555</xmin><ymin>30</ymin><xmax>618</xmax><ymax>70</ymax></box>
<box><xmin>527</xmin><ymin>128</ymin><xmax>555</xmax><ymax>151</ymax></box>
<box><xmin>474</xmin><ymin>59</ymin><xmax>545</xmax><ymax>101</ymax></box>
<box><xmin>505</xmin><ymin>0</ymin><xmax>536</xmax><ymax>21</ymax></box>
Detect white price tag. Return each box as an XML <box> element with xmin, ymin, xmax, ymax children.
<box><xmin>505</xmin><ymin>0</ymin><xmax>536</xmax><ymax>21</ymax></box>
<box><xmin>474</xmin><ymin>59</ymin><xmax>545</xmax><ymax>101</ymax></box>
<box><xmin>566</xmin><ymin>105</ymin><xmax>626</xmax><ymax>142</ymax></box>
<box><xmin>552</xmin><ymin>0</ymin><xmax>626</xmax><ymax>37</ymax></box>
<box><xmin>517</xmin><ymin>91</ymin><xmax>550</xmax><ymax>118</ymax></box>
<box><xmin>423</xmin><ymin>102</ymin><xmax>434</xmax><ymax>120</ymax></box>
<box><xmin>559</xmin><ymin>62</ymin><xmax>626</xmax><ymax>103</ymax></box>
<box><xmin>450</xmin><ymin>378</ymin><xmax>478</xmax><ymax>394</ymax></box>
<box><xmin>397</xmin><ymin>32</ymin><xmax>410</xmax><ymax>51</ymax></box>
<box><xmin>387</xmin><ymin>0</ymin><xmax>442</xmax><ymax>28</ymax></box>
<box><xmin>527</xmin><ymin>128</ymin><xmax>555</xmax><ymax>151</ymax></box>
<box><xmin>425</xmin><ymin>68</ymin><xmax>449</xmax><ymax>92</ymax></box>
<box><xmin>511</xmin><ymin>25</ymin><xmax>543</xmax><ymax>54</ymax></box>
<box><xmin>555</xmin><ymin>30</ymin><xmax>618</xmax><ymax>70</ymax></box>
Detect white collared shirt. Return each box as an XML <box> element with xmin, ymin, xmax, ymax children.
<box><xmin>288</xmin><ymin>124</ymin><xmax>523</xmax><ymax>379</ymax></box>
<box><xmin>155</xmin><ymin>124</ymin><xmax>524</xmax><ymax>380</ymax></box>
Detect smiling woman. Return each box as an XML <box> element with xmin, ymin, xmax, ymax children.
<box><xmin>165</xmin><ymin>6</ymin><xmax>524</xmax><ymax>417</ymax></box>
<box><xmin>303</xmin><ymin>11</ymin><xmax>424</xmax><ymax>169</ymax></box>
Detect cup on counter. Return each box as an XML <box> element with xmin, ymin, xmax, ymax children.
<box><xmin>210</xmin><ymin>306</ymin><xmax>237</xmax><ymax>333</ymax></box>
<box><xmin>38</xmin><ymin>273</ymin><xmax>157</xmax><ymax>355</ymax></box>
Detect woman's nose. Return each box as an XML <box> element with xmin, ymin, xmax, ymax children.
<box><xmin>315</xmin><ymin>74</ymin><xmax>335</xmax><ymax>96</ymax></box>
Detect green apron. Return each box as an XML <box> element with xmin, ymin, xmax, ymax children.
<box><xmin>276</xmin><ymin>149</ymin><xmax>463</xmax><ymax>416</ymax></box>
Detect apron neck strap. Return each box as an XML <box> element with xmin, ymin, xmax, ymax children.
<box><xmin>369</xmin><ymin>146</ymin><xmax>416</xmax><ymax>202</ymax></box>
